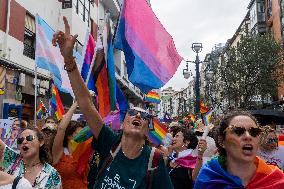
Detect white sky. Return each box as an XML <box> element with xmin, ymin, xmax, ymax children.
<box><xmin>151</xmin><ymin>0</ymin><xmax>249</xmax><ymax>90</ymax></box>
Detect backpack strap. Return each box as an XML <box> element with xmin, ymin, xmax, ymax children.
<box><xmin>12</xmin><ymin>176</ymin><xmax>21</xmax><ymax>189</ymax></box>
<box><xmin>95</xmin><ymin>140</ymin><xmax>121</xmax><ymax>181</ymax></box>
<box><xmin>146</xmin><ymin>147</ymin><xmax>162</xmax><ymax>189</ymax></box>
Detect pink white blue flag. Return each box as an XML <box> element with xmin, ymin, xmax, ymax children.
<box><xmin>35</xmin><ymin>15</ymin><xmax>82</xmax><ymax>95</ymax></box>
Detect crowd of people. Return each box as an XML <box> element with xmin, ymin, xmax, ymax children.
<box><xmin>0</xmin><ymin>17</ymin><xmax>284</xmax><ymax>189</ymax></box>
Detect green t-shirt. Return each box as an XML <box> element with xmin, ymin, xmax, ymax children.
<box><xmin>93</xmin><ymin>126</ymin><xmax>173</xmax><ymax>189</ymax></box>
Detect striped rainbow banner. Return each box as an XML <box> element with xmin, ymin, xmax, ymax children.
<box><xmin>144</xmin><ymin>91</ymin><xmax>161</xmax><ymax>104</ymax></box>
<box><xmin>0</xmin><ymin>67</ymin><xmax>6</xmax><ymax>95</ymax></box>
<box><xmin>148</xmin><ymin>118</ymin><xmax>168</xmax><ymax>146</ymax></box>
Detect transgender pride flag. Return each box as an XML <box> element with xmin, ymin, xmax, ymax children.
<box><xmin>35</xmin><ymin>15</ymin><xmax>81</xmax><ymax>95</ymax></box>
<box><xmin>114</xmin><ymin>0</ymin><xmax>183</xmax><ymax>93</ymax></box>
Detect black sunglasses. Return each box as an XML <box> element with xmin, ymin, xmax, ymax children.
<box><xmin>127</xmin><ymin>109</ymin><xmax>150</xmax><ymax>121</ymax></box>
<box><xmin>17</xmin><ymin>135</ymin><xmax>35</xmax><ymax>145</ymax></box>
<box><xmin>224</xmin><ymin>125</ymin><xmax>262</xmax><ymax>137</ymax></box>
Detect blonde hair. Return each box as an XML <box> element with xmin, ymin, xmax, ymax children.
<box><xmin>260</xmin><ymin>125</ymin><xmax>276</xmax><ymax>147</ymax></box>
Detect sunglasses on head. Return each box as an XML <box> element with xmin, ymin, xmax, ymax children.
<box><xmin>17</xmin><ymin>135</ymin><xmax>35</xmax><ymax>145</ymax></box>
<box><xmin>127</xmin><ymin>109</ymin><xmax>150</xmax><ymax>121</ymax></box>
<box><xmin>267</xmin><ymin>138</ymin><xmax>278</xmax><ymax>144</ymax></box>
<box><xmin>224</xmin><ymin>125</ymin><xmax>262</xmax><ymax>137</ymax></box>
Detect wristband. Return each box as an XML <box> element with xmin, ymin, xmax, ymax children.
<box><xmin>64</xmin><ymin>58</ymin><xmax>77</xmax><ymax>73</ymax></box>
<box><xmin>197</xmin><ymin>156</ymin><xmax>203</xmax><ymax>161</ymax></box>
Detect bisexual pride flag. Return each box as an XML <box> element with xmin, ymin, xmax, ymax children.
<box><xmin>114</xmin><ymin>0</ymin><xmax>183</xmax><ymax>93</ymax></box>
<box><xmin>80</xmin><ymin>32</ymin><xmax>96</xmax><ymax>91</ymax></box>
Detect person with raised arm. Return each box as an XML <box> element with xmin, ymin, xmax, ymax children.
<box><xmin>52</xmin><ymin>101</ymin><xmax>87</xmax><ymax>189</ymax></box>
<box><xmin>52</xmin><ymin>16</ymin><xmax>173</xmax><ymax>189</ymax></box>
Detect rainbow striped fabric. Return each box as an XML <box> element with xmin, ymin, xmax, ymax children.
<box><xmin>144</xmin><ymin>91</ymin><xmax>161</xmax><ymax>104</ymax></box>
<box><xmin>114</xmin><ymin>0</ymin><xmax>183</xmax><ymax>93</ymax></box>
<box><xmin>50</xmin><ymin>84</ymin><xmax>65</xmax><ymax>121</ymax></box>
<box><xmin>148</xmin><ymin>118</ymin><xmax>168</xmax><ymax>146</ymax></box>
<box><xmin>194</xmin><ymin>156</ymin><xmax>284</xmax><ymax>189</ymax></box>
<box><xmin>36</xmin><ymin>101</ymin><xmax>46</xmax><ymax>119</ymax></box>
<box><xmin>200</xmin><ymin>101</ymin><xmax>209</xmax><ymax>114</ymax></box>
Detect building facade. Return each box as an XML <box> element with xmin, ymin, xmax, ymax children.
<box><xmin>0</xmin><ymin>0</ymin><xmax>143</xmax><ymax>120</ymax></box>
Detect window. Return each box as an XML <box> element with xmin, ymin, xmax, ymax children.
<box><xmin>23</xmin><ymin>14</ymin><xmax>35</xmax><ymax>60</ymax></box>
<box><xmin>73</xmin><ymin>0</ymin><xmax>91</xmax><ymax>25</ymax></box>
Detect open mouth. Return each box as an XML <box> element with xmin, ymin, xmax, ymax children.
<box><xmin>132</xmin><ymin>120</ymin><xmax>142</xmax><ymax>127</ymax></box>
<box><xmin>242</xmin><ymin>144</ymin><xmax>253</xmax><ymax>154</ymax></box>
<box><xmin>22</xmin><ymin>146</ymin><xmax>29</xmax><ymax>152</ymax></box>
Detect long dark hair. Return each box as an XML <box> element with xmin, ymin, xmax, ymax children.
<box><xmin>63</xmin><ymin>120</ymin><xmax>83</xmax><ymax>147</ymax></box>
<box><xmin>215</xmin><ymin>110</ymin><xmax>259</xmax><ymax>157</ymax></box>
<box><xmin>20</xmin><ymin>127</ymin><xmax>51</xmax><ymax>164</ymax></box>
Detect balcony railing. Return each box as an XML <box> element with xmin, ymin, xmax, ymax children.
<box><xmin>23</xmin><ymin>43</ymin><xmax>35</xmax><ymax>60</ymax></box>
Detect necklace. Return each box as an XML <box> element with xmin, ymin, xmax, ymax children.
<box><xmin>24</xmin><ymin>162</ymin><xmax>42</xmax><ymax>173</ymax></box>
<box><xmin>122</xmin><ymin>145</ymin><xmax>144</xmax><ymax>158</ymax></box>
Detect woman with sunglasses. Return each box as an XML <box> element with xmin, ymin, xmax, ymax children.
<box><xmin>0</xmin><ymin>127</ymin><xmax>62</xmax><ymax>188</ymax></box>
<box><xmin>52</xmin><ymin>102</ymin><xmax>88</xmax><ymax>189</ymax></box>
<box><xmin>194</xmin><ymin>111</ymin><xmax>284</xmax><ymax>189</ymax></box>
<box><xmin>258</xmin><ymin>125</ymin><xmax>284</xmax><ymax>171</ymax></box>
<box><xmin>52</xmin><ymin>16</ymin><xmax>173</xmax><ymax>189</ymax></box>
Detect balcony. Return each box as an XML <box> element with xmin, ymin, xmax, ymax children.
<box><xmin>102</xmin><ymin>0</ymin><xmax>120</xmax><ymax>19</ymax></box>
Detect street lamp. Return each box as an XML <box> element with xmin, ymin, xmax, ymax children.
<box><xmin>183</xmin><ymin>43</ymin><xmax>203</xmax><ymax>118</ymax></box>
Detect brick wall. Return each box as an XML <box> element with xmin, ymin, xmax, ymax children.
<box><xmin>9</xmin><ymin>0</ymin><xmax>25</xmax><ymax>42</ymax></box>
<box><xmin>0</xmin><ymin>0</ymin><xmax>8</xmax><ymax>32</ymax></box>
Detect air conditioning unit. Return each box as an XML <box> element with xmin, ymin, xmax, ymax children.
<box><xmin>33</xmin><ymin>78</ymin><xmax>40</xmax><ymax>86</ymax></box>
<box><xmin>39</xmin><ymin>88</ymin><xmax>46</xmax><ymax>95</ymax></box>
<box><xmin>18</xmin><ymin>73</ymin><xmax>25</xmax><ymax>87</ymax></box>
<box><xmin>40</xmin><ymin>80</ymin><xmax>49</xmax><ymax>89</ymax></box>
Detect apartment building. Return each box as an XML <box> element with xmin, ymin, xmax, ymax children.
<box><xmin>0</xmin><ymin>0</ymin><xmax>143</xmax><ymax>120</ymax></box>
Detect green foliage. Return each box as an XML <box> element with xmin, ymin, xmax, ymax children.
<box><xmin>209</xmin><ymin>34</ymin><xmax>284</xmax><ymax>110</ymax></box>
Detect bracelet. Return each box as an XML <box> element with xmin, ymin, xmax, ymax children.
<box><xmin>64</xmin><ymin>58</ymin><xmax>77</xmax><ymax>73</ymax></box>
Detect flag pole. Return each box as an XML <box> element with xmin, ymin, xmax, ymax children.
<box><xmin>34</xmin><ymin>64</ymin><xmax>38</xmax><ymax>126</ymax></box>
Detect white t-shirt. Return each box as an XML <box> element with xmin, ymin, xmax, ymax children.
<box><xmin>0</xmin><ymin>177</ymin><xmax>32</xmax><ymax>189</ymax></box>
<box><xmin>258</xmin><ymin>146</ymin><xmax>284</xmax><ymax>171</ymax></box>
<box><xmin>192</xmin><ymin>136</ymin><xmax>217</xmax><ymax>164</ymax></box>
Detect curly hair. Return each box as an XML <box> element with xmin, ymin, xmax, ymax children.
<box><xmin>63</xmin><ymin>120</ymin><xmax>84</xmax><ymax>147</ymax></box>
<box><xmin>259</xmin><ymin>125</ymin><xmax>276</xmax><ymax>147</ymax></box>
<box><xmin>20</xmin><ymin>127</ymin><xmax>51</xmax><ymax>164</ymax></box>
<box><xmin>215</xmin><ymin>110</ymin><xmax>259</xmax><ymax>157</ymax></box>
<box><xmin>175</xmin><ymin>127</ymin><xmax>198</xmax><ymax>149</ymax></box>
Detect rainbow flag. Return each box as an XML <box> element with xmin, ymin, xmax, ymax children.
<box><xmin>145</xmin><ymin>91</ymin><xmax>161</xmax><ymax>104</ymax></box>
<box><xmin>194</xmin><ymin>157</ymin><xmax>284</xmax><ymax>189</ymax></box>
<box><xmin>36</xmin><ymin>101</ymin><xmax>47</xmax><ymax>119</ymax></box>
<box><xmin>50</xmin><ymin>84</ymin><xmax>65</xmax><ymax>121</ymax></box>
<box><xmin>203</xmin><ymin>109</ymin><xmax>213</xmax><ymax>126</ymax></box>
<box><xmin>200</xmin><ymin>101</ymin><xmax>209</xmax><ymax>114</ymax></box>
<box><xmin>188</xmin><ymin>113</ymin><xmax>195</xmax><ymax>122</ymax></box>
<box><xmin>148</xmin><ymin>118</ymin><xmax>168</xmax><ymax>146</ymax></box>
<box><xmin>114</xmin><ymin>0</ymin><xmax>183</xmax><ymax>93</ymax></box>
<box><xmin>80</xmin><ymin>32</ymin><xmax>96</xmax><ymax>91</ymax></box>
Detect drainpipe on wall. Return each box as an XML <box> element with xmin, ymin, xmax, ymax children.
<box><xmin>2</xmin><ymin>0</ymin><xmax>11</xmax><ymax>58</ymax></box>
